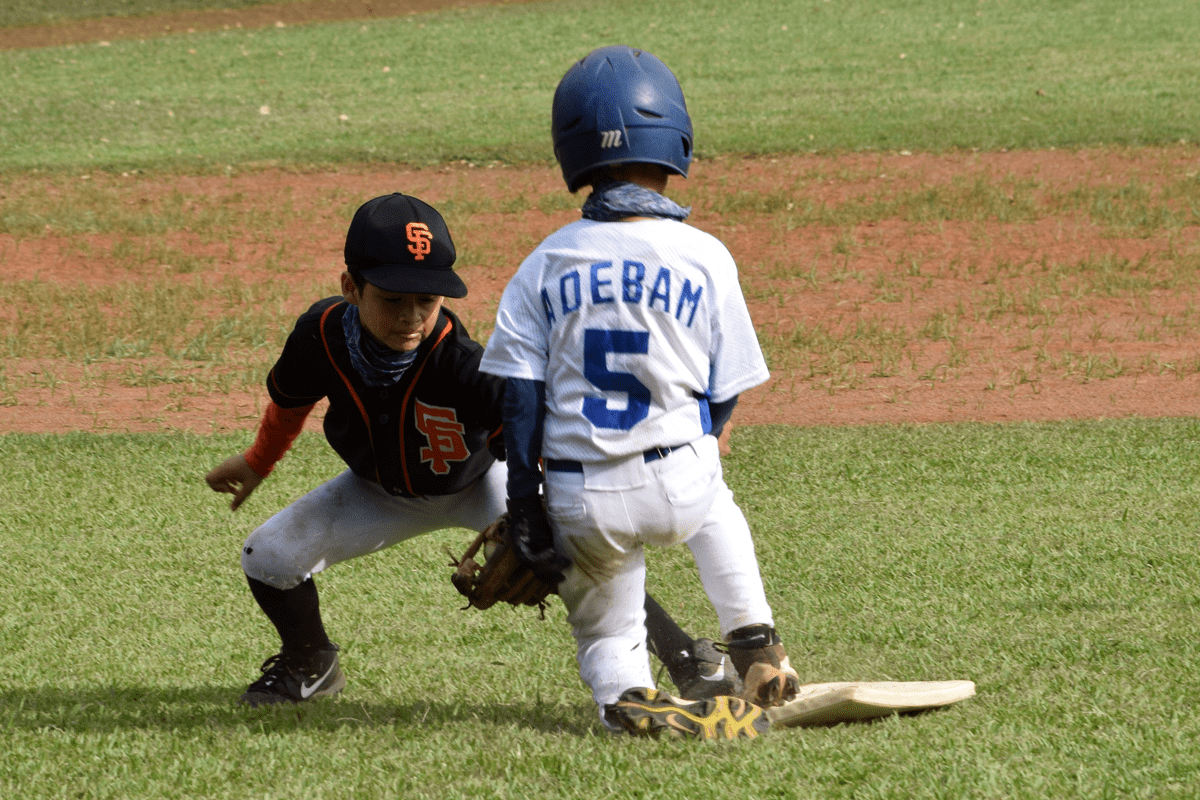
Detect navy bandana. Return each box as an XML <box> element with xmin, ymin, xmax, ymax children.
<box><xmin>342</xmin><ymin>304</ymin><xmax>420</xmax><ymax>387</ymax></box>
<box><xmin>580</xmin><ymin>181</ymin><xmax>691</xmax><ymax>222</ymax></box>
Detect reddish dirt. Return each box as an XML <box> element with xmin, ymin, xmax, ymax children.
<box><xmin>0</xmin><ymin>0</ymin><xmax>545</xmax><ymax>50</ymax></box>
<box><xmin>2</xmin><ymin>4</ymin><xmax>1198</xmax><ymax>436</ymax></box>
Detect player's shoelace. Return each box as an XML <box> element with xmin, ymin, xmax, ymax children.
<box><xmin>241</xmin><ymin>648</ymin><xmax>343</xmax><ymax>706</ymax></box>
<box><xmin>242</xmin><ymin>653</ymin><xmax>305</xmax><ymax>699</ymax></box>
<box><xmin>671</xmin><ymin>638</ymin><xmax>738</xmax><ymax>701</ymax></box>
<box><xmin>611</xmin><ymin>688</ymin><xmax>770</xmax><ymax>740</ymax></box>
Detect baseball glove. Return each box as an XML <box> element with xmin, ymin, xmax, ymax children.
<box><xmin>448</xmin><ymin>513</ymin><xmax>556</xmax><ymax>615</ymax></box>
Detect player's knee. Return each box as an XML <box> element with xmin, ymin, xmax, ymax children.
<box><xmin>240</xmin><ymin>529</ymin><xmax>307</xmax><ymax>590</ymax></box>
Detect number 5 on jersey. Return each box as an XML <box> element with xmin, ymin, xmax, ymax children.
<box><xmin>583</xmin><ymin>328</ymin><xmax>650</xmax><ymax>430</ymax></box>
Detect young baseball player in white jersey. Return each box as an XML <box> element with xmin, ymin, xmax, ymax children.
<box><xmin>480</xmin><ymin>45</ymin><xmax>800</xmax><ymax>740</ymax></box>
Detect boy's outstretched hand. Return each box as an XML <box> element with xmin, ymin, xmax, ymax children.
<box><xmin>205</xmin><ymin>454</ymin><xmax>265</xmax><ymax>511</ymax></box>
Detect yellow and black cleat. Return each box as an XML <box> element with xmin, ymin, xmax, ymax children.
<box><xmin>608</xmin><ymin>687</ymin><xmax>770</xmax><ymax>740</ymax></box>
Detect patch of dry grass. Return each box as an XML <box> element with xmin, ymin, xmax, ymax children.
<box><xmin>1</xmin><ymin>152</ymin><xmax>1198</xmax><ymax>411</ymax></box>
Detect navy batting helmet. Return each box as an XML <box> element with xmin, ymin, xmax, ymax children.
<box><xmin>551</xmin><ymin>45</ymin><xmax>693</xmax><ymax>193</ymax></box>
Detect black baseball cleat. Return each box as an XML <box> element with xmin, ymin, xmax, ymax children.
<box><xmin>606</xmin><ymin>687</ymin><xmax>771</xmax><ymax>740</ymax></box>
<box><xmin>672</xmin><ymin>638</ymin><xmax>740</xmax><ymax>701</ymax></box>
<box><xmin>240</xmin><ymin>643</ymin><xmax>346</xmax><ymax>708</ymax></box>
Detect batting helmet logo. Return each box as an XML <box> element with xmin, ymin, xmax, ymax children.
<box><xmin>599</xmin><ymin>130</ymin><xmax>624</xmax><ymax>148</ymax></box>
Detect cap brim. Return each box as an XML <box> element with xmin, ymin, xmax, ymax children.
<box><xmin>359</xmin><ymin>265</ymin><xmax>468</xmax><ymax>299</ymax></box>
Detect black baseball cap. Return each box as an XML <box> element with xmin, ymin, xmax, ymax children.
<box><xmin>343</xmin><ymin>193</ymin><xmax>467</xmax><ymax>298</ymax></box>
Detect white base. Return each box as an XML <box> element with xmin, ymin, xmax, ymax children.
<box><xmin>766</xmin><ymin>680</ymin><xmax>976</xmax><ymax>728</ymax></box>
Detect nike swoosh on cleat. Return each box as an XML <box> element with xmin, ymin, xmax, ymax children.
<box><xmin>300</xmin><ymin>662</ymin><xmax>337</xmax><ymax>699</ymax></box>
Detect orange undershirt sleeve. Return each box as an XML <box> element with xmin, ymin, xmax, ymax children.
<box><xmin>243</xmin><ymin>401</ymin><xmax>316</xmax><ymax>478</ymax></box>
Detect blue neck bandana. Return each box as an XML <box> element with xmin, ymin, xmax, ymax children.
<box><xmin>580</xmin><ymin>181</ymin><xmax>691</xmax><ymax>222</ymax></box>
<box><xmin>342</xmin><ymin>304</ymin><xmax>420</xmax><ymax>387</ymax></box>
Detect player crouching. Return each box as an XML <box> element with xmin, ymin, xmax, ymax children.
<box><xmin>205</xmin><ymin>193</ymin><xmax>508</xmax><ymax>707</ymax></box>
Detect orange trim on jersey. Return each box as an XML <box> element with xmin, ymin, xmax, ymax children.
<box><xmin>486</xmin><ymin>424</ymin><xmax>504</xmax><ymax>452</ymax></box>
<box><xmin>396</xmin><ymin>316</ymin><xmax>454</xmax><ymax>496</ymax></box>
<box><xmin>319</xmin><ymin>301</ymin><xmax>382</xmax><ymax>485</ymax></box>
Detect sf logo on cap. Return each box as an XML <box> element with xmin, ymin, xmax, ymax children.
<box><xmin>406</xmin><ymin>222</ymin><xmax>433</xmax><ymax>260</ymax></box>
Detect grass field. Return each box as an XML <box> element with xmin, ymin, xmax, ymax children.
<box><xmin>3</xmin><ymin>422</ymin><xmax>1199</xmax><ymax>798</ymax></box>
<box><xmin>2</xmin><ymin>0</ymin><xmax>1198</xmax><ymax>171</ymax></box>
<box><xmin>3</xmin><ymin>0</ymin><xmax>1200</xmax><ymax>798</ymax></box>
<box><xmin>2</xmin><ymin>0</ymin><xmax>295</xmax><ymax>29</ymax></box>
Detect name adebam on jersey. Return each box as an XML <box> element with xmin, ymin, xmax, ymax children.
<box><xmin>539</xmin><ymin>260</ymin><xmax>704</xmax><ymax>328</ymax></box>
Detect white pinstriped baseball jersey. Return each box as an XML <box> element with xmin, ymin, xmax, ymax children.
<box><xmin>480</xmin><ymin>217</ymin><xmax>768</xmax><ymax>462</ymax></box>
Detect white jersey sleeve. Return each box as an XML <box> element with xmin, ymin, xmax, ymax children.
<box><xmin>706</xmin><ymin>255</ymin><xmax>771</xmax><ymax>404</ymax></box>
<box><xmin>480</xmin><ymin>218</ymin><xmax>768</xmax><ymax>463</ymax></box>
<box><xmin>479</xmin><ymin>251</ymin><xmax>550</xmax><ymax>382</ymax></box>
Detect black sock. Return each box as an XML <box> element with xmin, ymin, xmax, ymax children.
<box><xmin>246</xmin><ymin>574</ymin><xmax>333</xmax><ymax>654</ymax></box>
<box><xmin>643</xmin><ymin>594</ymin><xmax>697</xmax><ymax>680</ymax></box>
<box><xmin>726</xmin><ymin>624</ymin><xmax>777</xmax><ymax>649</ymax></box>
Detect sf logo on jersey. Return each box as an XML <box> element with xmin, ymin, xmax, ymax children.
<box><xmin>407</xmin><ymin>222</ymin><xmax>433</xmax><ymax>260</ymax></box>
<box><xmin>415</xmin><ymin>400</ymin><xmax>470</xmax><ymax>474</ymax></box>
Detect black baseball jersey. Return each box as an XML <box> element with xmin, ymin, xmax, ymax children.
<box><xmin>266</xmin><ymin>297</ymin><xmax>505</xmax><ymax>497</ymax></box>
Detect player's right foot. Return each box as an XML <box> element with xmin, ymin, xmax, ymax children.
<box><xmin>240</xmin><ymin>643</ymin><xmax>345</xmax><ymax>707</ymax></box>
<box><xmin>606</xmin><ymin>687</ymin><xmax>770</xmax><ymax>740</ymax></box>
<box><xmin>723</xmin><ymin>624</ymin><xmax>801</xmax><ymax>707</ymax></box>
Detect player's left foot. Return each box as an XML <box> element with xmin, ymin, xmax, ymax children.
<box><xmin>606</xmin><ymin>687</ymin><xmax>770</xmax><ymax>740</ymax></box>
<box><xmin>239</xmin><ymin>643</ymin><xmax>345</xmax><ymax>707</ymax></box>
<box><xmin>673</xmin><ymin>638</ymin><xmax>739</xmax><ymax>701</ymax></box>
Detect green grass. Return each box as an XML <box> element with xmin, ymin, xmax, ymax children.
<box><xmin>2</xmin><ymin>421</ymin><xmax>1199</xmax><ymax>798</ymax></box>
<box><xmin>2</xmin><ymin>0</ymin><xmax>1199</xmax><ymax>173</ymax></box>
<box><xmin>0</xmin><ymin>0</ymin><xmax>296</xmax><ymax>29</ymax></box>
<box><xmin>2</xmin><ymin>2</ymin><xmax>1199</xmax><ymax>797</ymax></box>
<box><xmin>0</xmin><ymin>274</ymin><xmax>316</xmax><ymax>359</ymax></box>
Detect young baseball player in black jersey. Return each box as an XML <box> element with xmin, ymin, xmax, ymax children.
<box><xmin>205</xmin><ymin>192</ymin><xmax>735</xmax><ymax>708</ymax></box>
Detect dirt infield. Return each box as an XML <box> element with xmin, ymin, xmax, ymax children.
<box><xmin>4</xmin><ymin>148</ymin><xmax>1198</xmax><ymax>435</ymax></box>
<box><xmin>0</xmin><ymin>0</ymin><xmax>544</xmax><ymax>50</ymax></box>
<box><xmin>2</xmin><ymin>3</ymin><xmax>1198</xmax><ymax>435</ymax></box>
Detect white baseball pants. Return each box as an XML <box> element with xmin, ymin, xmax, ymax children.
<box><xmin>544</xmin><ymin>434</ymin><xmax>775</xmax><ymax>712</ymax></box>
<box><xmin>241</xmin><ymin>461</ymin><xmax>508</xmax><ymax>590</ymax></box>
